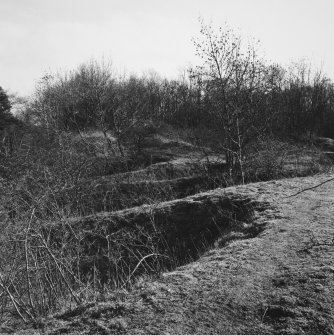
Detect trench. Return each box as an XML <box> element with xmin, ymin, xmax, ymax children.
<box><xmin>48</xmin><ymin>191</ymin><xmax>270</xmax><ymax>289</ymax></box>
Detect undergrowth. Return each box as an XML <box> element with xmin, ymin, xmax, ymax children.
<box><xmin>0</xmin><ymin>129</ymin><xmax>331</xmax><ymax>324</ymax></box>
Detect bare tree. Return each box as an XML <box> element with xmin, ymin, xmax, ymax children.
<box><xmin>192</xmin><ymin>20</ymin><xmax>268</xmax><ymax>182</ymax></box>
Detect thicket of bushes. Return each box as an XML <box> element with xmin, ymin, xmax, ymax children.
<box><xmin>0</xmin><ymin>21</ymin><xmax>333</xmax><ymax>324</ymax></box>
<box><xmin>14</xmin><ymin>22</ymin><xmax>334</xmax><ymax>183</ymax></box>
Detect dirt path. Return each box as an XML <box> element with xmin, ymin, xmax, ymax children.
<box><xmin>13</xmin><ymin>173</ymin><xmax>334</xmax><ymax>335</ymax></box>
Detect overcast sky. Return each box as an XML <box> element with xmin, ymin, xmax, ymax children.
<box><xmin>1</xmin><ymin>0</ymin><xmax>333</xmax><ymax>97</ymax></box>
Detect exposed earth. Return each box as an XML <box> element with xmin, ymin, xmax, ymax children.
<box><xmin>9</xmin><ymin>172</ymin><xmax>334</xmax><ymax>335</ymax></box>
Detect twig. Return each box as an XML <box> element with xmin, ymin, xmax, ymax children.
<box><xmin>0</xmin><ymin>273</ymin><xmax>27</xmax><ymax>323</ymax></box>
<box><xmin>261</xmin><ymin>306</ymin><xmax>268</xmax><ymax>323</ymax></box>
<box><xmin>36</xmin><ymin>232</ymin><xmax>81</xmax><ymax>305</ymax></box>
<box><xmin>285</xmin><ymin>177</ymin><xmax>334</xmax><ymax>198</ymax></box>
<box><xmin>126</xmin><ymin>253</ymin><xmax>169</xmax><ymax>285</ymax></box>
<box><xmin>24</xmin><ymin>209</ymin><xmax>36</xmax><ymax>317</ymax></box>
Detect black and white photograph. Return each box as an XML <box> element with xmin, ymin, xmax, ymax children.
<box><xmin>1</xmin><ymin>1</ymin><xmax>334</xmax><ymax>333</ymax></box>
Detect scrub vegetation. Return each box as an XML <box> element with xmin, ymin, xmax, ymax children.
<box><xmin>0</xmin><ymin>21</ymin><xmax>334</xmax><ymax>332</ymax></box>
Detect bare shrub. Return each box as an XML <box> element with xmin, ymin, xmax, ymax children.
<box><xmin>244</xmin><ymin>140</ymin><xmax>330</xmax><ymax>182</ymax></box>
<box><xmin>0</xmin><ymin>211</ymin><xmax>84</xmax><ymax>322</ymax></box>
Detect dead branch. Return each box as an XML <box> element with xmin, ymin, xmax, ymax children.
<box><xmin>285</xmin><ymin>176</ymin><xmax>334</xmax><ymax>198</ymax></box>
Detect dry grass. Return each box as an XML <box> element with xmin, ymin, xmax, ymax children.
<box><xmin>0</xmin><ymin>187</ymin><xmax>260</xmax><ymax>324</ymax></box>
<box><xmin>0</xmin><ymin>128</ymin><xmax>332</xmax><ymax>328</ymax></box>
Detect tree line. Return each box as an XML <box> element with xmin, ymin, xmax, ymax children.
<box><xmin>2</xmin><ymin>21</ymin><xmax>334</xmax><ymax>171</ymax></box>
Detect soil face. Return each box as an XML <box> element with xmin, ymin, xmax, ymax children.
<box><xmin>10</xmin><ymin>173</ymin><xmax>334</xmax><ymax>335</ymax></box>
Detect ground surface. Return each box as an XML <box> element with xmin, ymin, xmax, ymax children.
<box><xmin>9</xmin><ymin>172</ymin><xmax>334</xmax><ymax>335</ymax></box>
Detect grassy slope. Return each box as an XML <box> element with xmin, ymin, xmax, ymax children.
<box><xmin>11</xmin><ymin>173</ymin><xmax>334</xmax><ymax>335</ymax></box>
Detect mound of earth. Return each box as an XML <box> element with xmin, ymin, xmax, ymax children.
<box><xmin>54</xmin><ymin>156</ymin><xmax>226</xmax><ymax>214</ymax></box>
<box><xmin>10</xmin><ymin>173</ymin><xmax>334</xmax><ymax>334</ymax></box>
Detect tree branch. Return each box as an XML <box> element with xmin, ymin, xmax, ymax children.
<box><xmin>285</xmin><ymin>177</ymin><xmax>334</xmax><ymax>198</ymax></box>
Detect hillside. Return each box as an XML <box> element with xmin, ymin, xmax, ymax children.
<box><xmin>2</xmin><ymin>11</ymin><xmax>334</xmax><ymax>335</ymax></box>
<box><xmin>9</xmin><ymin>172</ymin><xmax>334</xmax><ymax>335</ymax></box>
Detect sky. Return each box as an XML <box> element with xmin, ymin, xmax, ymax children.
<box><xmin>1</xmin><ymin>0</ymin><xmax>334</xmax><ymax>97</ymax></box>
